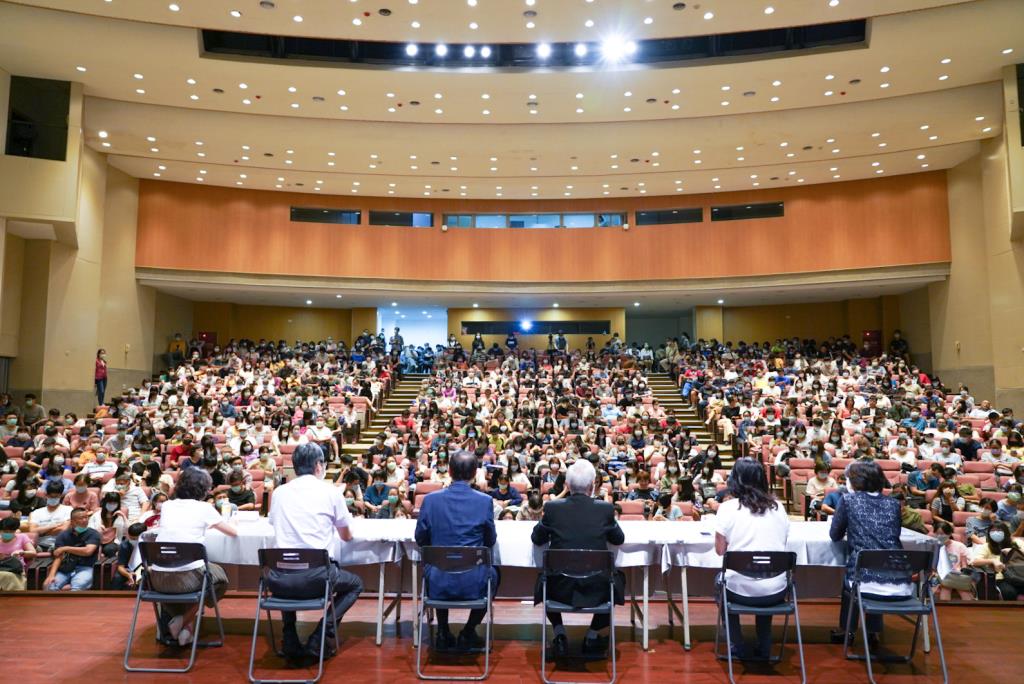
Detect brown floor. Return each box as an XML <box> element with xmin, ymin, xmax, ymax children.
<box><xmin>0</xmin><ymin>594</ymin><xmax>1013</xmax><ymax>682</ymax></box>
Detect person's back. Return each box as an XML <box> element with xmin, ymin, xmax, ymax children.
<box><xmin>532</xmin><ymin>494</ymin><xmax>622</xmax><ymax>551</ymax></box>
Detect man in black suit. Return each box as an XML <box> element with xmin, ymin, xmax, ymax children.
<box><xmin>531</xmin><ymin>459</ymin><xmax>625</xmax><ymax>658</ymax></box>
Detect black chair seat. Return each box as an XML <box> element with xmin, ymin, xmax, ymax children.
<box><xmin>545</xmin><ymin>600</ymin><xmax>612</xmax><ymax>614</ymax></box>
<box><xmin>260</xmin><ymin>596</ymin><xmax>327</xmax><ymax>612</ymax></box>
<box><xmin>860</xmin><ymin>597</ymin><xmax>929</xmax><ymax>615</ymax></box>
<box><xmin>140</xmin><ymin>590</ymin><xmax>205</xmax><ymax>603</ymax></box>
<box><xmin>423</xmin><ymin>597</ymin><xmax>489</xmax><ymax>610</ymax></box>
<box><xmin>725</xmin><ymin>602</ymin><xmax>795</xmax><ymax>616</ymax></box>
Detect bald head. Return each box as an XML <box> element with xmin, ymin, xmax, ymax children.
<box><xmin>450</xmin><ymin>449</ymin><xmax>478</xmax><ymax>483</ymax></box>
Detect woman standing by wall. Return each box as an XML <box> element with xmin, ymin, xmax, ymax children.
<box><xmin>95</xmin><ymin>349</ymin><xmax>108</xmax><ymax>407</ymax></box>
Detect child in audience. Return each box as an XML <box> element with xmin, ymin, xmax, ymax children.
<box><xmin>933</xmin><ymin>521</ymin><xmax>974</xmax><ymax>601</ymax></box>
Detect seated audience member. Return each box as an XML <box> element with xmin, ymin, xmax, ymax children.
<box><xmin>112</xmin><ymin>522</ymin><xmax>148</xmax><ymax>590</ymax></box>
<box><xmin>829</xmin><ymin>460</ymin><xmax>912</xmax><ymax>644</ymax></box>
<box><xmin>226</xmin><ymin>470</ymin><xmax>258</xmax><ymax>511</ymax></box>
<box><xmin>268</xmin><ymin>443</ymin><xmax>364</xmax><ymax>660</ymax></box>
<box><xmin>627</xmin><ymin>471</ymin><xmax>659</xmax><ymax>502</ymax></box>
<box><xmin>89</xmin><ymin>491</ymin><xmax>128</xmax><ymax>558</ymax></box>
<box><xmin>516</xmin><ymin>489</ymin><xmax>545</xmax><ymax>521</ymax></box>
<box><xmin>805</xmin><ymin>462</ymin><xmax>836</xmax><ymax>515</ymax></box>
<box><xmin>28</xmin><ymin>480</ymin><xmax>72</xmax><ymax>551</ymax></box>
<box><xmin>363</xmin><ymin>469</ymin><xmax>391</xmax><ymax>516</ymax></box>
<box><xmin>907</xmin><ymin>463</ymin><xmax>944</xmax><ymax>508</ymax></box>
<box><xmin>63</xmin><ymin>473</ymin><xmax>100</xmax><ymax>512</ymax></box>
<box><xmin>106</xmin><ymin>469</ymin><xmax>148</xmax><ymax>523</ymax></box>
<box><xmin>894</xmin><ymin>494</ymin><xmax>928</xmax><ymax>535</ymax></box>
<box><xmin>489</xmin><ymin>473</ymin><xmax>522</xmax><ymax>510</ymax></box>
<box><xmin>932</xmin><ymin>521</ymin><xmax>974</xmax><ymax>601</ymax></box>
<box><xmin>930</xmin><ymin>480</ymin><xmax>963</xmax><ymax>527</ymax></box>
<box><xmin>531</xmin><ymin>459</ymin><xmax>624</xmax><ymax>659</ymax></box>
<box><xmin>970</xmin><ymin>522</ymin><xmax>1024</xmax><ymax>601</ymax></box>
<box><xmin>967</xmin><ymin>498</ymin><xmax>1000</xmax><ymax>545</ymax></box>
<box><xmin>0</xmin><ymin>516</ymin><xmax>37</xmax><ymax>591</ymax></box>
<box><xmin>652</xmin><ymin>492</ymin><xmax>684</xmax><ymax>521</ymax></box>
<box><xmin>996</xmin><ymin>492</ymin><xmax>1023</xmax><ymax>530</ymax></box>
<box><xmin>715</xmin><ymin>457</ymin><xmax>791</xmax><ymax>660</ymax></box>
<box><xmin>153</xmin><ymin>467</ymin><xmax>237</xmax><ymax>646</ymax></box>
<box><xmin>414</xmin><ymin>450</ymin><xmax>499</xmax><ymax>651</ymax></box>
<box><xmin>43</xmin><ymin>507</ymin><xmax>100</xmax><ymax>591</ymax></box>
<box><xmin>139</xmin><ymin>491</ymin><xmax>167</xmax><ymax>529</ymax></box>
<box><xmin>81</xmin><ymin>449</ymin><xmax>117</xmax><ymax>485</ymax></box>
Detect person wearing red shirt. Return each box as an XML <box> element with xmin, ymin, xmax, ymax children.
<box><xmin>95</xmin><ymin>349</ymin><xmax>108</xmax><ymax>407</ymax></box>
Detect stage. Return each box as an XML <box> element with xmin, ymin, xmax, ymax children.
<box><xmin>0</xmin><ymin>593</ymin><xmax>1014</xmax><ymax>683</ymax></box>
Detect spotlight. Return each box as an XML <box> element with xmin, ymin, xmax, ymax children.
<box><xmin>435</xmin><ymin>43</ymin><xmax>448</xmax><ymax>57</ymax></box>
<box><xmin>405</xmin><ymin>43</ymin><xmax>418</xmax><ymax>56</ymax></box>
<box><xmin>601</xmin><ymin>35</ymin><xmax>636</xmax><ymax>62</ymax></box>
<box><xmin>463</xmin><ymin>45</ymin><xmax>476</xmax><ymax>58</ymax></box>
<box><xmin>536</xmin><ymin>43</ymin><xmax>552</xmax><ymax>59</ymax></box>
<box><xmin>479</xmin><ymin>45</ymin><xmax>492</xmax><ymax>58</ymax></box>
<box><xmin>520</xmin><ymin>320</ymin><xmax>533</xmax><ymax>332</ymax></box>
<box><xmin>574</xmin><ymin>43</ymin><xmax>588</xmax><ymax>57</ymax></box>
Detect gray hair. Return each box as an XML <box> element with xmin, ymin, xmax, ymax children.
<box><xmin>292</xmin><ymin>443</ymin><xmax>326</xmax><ymax>476</ymax></box>
<box><xmin>565</xmin><ymin>459</ymin><xmax>596</xmax><ymax>495</ymax></box>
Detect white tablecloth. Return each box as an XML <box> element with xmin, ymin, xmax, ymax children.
<box><xmin>196</xmin><ymin>518</ymin><xmax>942</xmax><ymax>577</ymax></box>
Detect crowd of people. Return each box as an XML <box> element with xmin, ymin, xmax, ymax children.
<box><xmin>1</xmin><ymin>329</ymin><xmax>1023</xmax><ymax>619</ymax></box>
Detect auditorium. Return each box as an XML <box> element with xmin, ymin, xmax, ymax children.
<box><xmin>0</xmin><ymin>1</ymin><xmax>1023</xmax><ymax>682</ymax></box>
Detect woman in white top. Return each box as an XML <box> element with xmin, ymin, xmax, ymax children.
<box><xmin>152</xmin><ymin>467</ymin><xmax>237</xmax><ymax>647</ymax></box>
<box><xmin>714</xmin><ymin>457</ymin><xmax>791</xmax><ymax>659</ymax></box>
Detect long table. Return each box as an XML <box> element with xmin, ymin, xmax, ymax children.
<box><xmin>196</xmin><ymin>518</ymin><xmax>941</xmax><ymax>651</ymax></box>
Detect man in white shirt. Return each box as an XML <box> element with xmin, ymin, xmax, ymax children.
<box><xmin>268</xmin><ymin>443</ymin><xmax>364</xmax><ymax>661</ymax></box>
<box><xmin>29</xmin><ymin>481</ymin><xmax>73</xmax><ymax>550</ymax></box>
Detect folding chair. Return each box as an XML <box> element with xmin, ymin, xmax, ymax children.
<box><xmin>540</xmin><ymin>549</ymin><xmax>616</xmax><ymax>684</ymax></box>
<box><xmin>123</xmin><ymin>541</ymin><xmax>225</xmax><ymax>673</ymax></box>
<box><xmin>714</xmin><ymin>551</ymin><xmax>806</xmax><ymax>684</ymax></box>
<box><xmin>843</xmin><ymin>549</ymin><xmax>948</xmax><ymax>684</ymax></box>
<box><xmin>248</xmin><ymin>548</ymin><xmax>338</xmax><ymax>684</ymax></box>
<box><xmin>416</xmin><ymin>546</ymin><xmax>494</xmax><ymax>681</ymax></box>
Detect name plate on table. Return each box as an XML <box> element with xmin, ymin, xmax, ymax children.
<box><xmin>235</xmin><ymin>511</ymin><xmax>261</xmax><ymax>524</ymax></box>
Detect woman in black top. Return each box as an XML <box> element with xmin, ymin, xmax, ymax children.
<box><xmin>829</xmin><ymin>460</ymin><xmax>910</xmax><ymax>642</ymax></box>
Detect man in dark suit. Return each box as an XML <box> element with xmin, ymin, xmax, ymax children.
<box><xmin>531</xmin><ymin>459</ymin><xmax>625</xmax><ymax>658</ymax></box>
<box><xmin>415</xmin><ymin>450</ymin><xmax>498</xmax><ymax>651</ymax></box>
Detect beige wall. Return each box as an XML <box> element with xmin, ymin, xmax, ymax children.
<box><xmin>0</xmin><ymin>224</ymin><xmax>24</xmax><ymax>357</ymax></box>
<box><xmin>928</xmin><ymin>158</ymin><xmax>997</xmax><ymax>401</ymax></box>
<box><xmin>153</xmin><ymin>291</ymin><xmax>194</xmax><ymax>372</ymax></box>
<box><xmin>350</xmin><ymin>308</ymin><xmax>378</xmax><ymax>346</ymax></box>
<box><xmin>8</xmin><ymin>240</ymin><xmax>50</xmax><ymax>396</ymax></box>
<box><xmin>712</xmin><ymin>297</ymin><xmax>901</xmax><ymax>347</ymax></box>
<box><xmin>448</xmin><ymin>307</ymin><xmax>626</xmax><ymax>351</ymax></box>
<box><xmin>192</xmin><ymin>302</ymin><xmax>352</xmax><ymax>345</ymax></box>
<box><xmin>694</xmin><ymin>306</ymin><xmax>724</xmax><ymax>341</ymax></box>
<box><xmin>898</xmin><ymin>287</ymin><xmax>933</xmax><ymax>371</ymax></box>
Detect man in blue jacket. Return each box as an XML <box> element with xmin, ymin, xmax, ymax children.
<box><xmin>415</xmin><ymin>450</ymin><xmax>498</xmax><ymax>651</ymax></box>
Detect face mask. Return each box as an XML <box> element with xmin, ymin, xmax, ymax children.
<box><xmin>74</xmin><ymin>526</ymin><xmax>89</xmax><ymax>534</ymax></box>
<box><xmin>5</xmin><ymin>418</ymin><xmax>15</xmax><ymax>426</ymax></box>
<box><xmin>344</xmin><ymin>497</ymin><xmax>355</xmax><ymax>507</ymax></box>
<box><xmin>941</xmin><ymin>448</ymin><xmax>950</xmax><ymax>455</ymax></box>
<box><xmin>105</xmin><ymin>502</ymin><xmax>118</xmax><ymax>512</ymax></box>
<box><xmin>230</xmin><ymin>485</ymin><xmax>242</xmax><ymax>493</ymax></box>
<box><xmin>437</xmin><ymin>466</ymin><xmax>447</xmax><ymax>473</ymax></box>
<box><xmin>990</xmin><ymin>530</ymin><xmax>1006</xmax><ymax>544</ymax></box>
<box><xmin>95</xmin><ymin>454</ymin><xmax>106</xmax><ymax>463</ymax></box>
<box><xmin>25</xmin><ymin>400</ymin><xmax>33</xmax><ymax>406</ymax></box>
<box><xmin>74</xmin><ymin>485</ymin><xmax>87</xmax><ymax>494</ymax></box>
<box><xmin>0</xmin><ymin>532</ymin><xmax>15</xmax><ymax>542</ymax></box>
<box><xmin>24</xmin><ymin>489</ymin><xmax>37</xmax><ymax>498</ymax></box>
<box><xmin>54</xmin><ymin>456</ymin><xmax>65</xmax><ymax>466</ymax></box>
<box><xmin>217</xmin><ymin>499</ymin><xmax>229</xmax><ymax>508</ymax></box>
<box><xmin>934</xmin><ymin>534</ymin><xmax>950</xmax><ymax>544</ymax></box>
<box><xmin>154</xmin><ymin>502</ymin><xmax>163</xmax><ymax>512</ymax></box>
<box><xmin>47</xmin><ymin>497</ymin><xmax>60</xmax><ymax>507</ymax></box>
<box><xmin>387</xmin><ymin>495</ymin><xmax>399</xmax><ymax>506</ymax></box>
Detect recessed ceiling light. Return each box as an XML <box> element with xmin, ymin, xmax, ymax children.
<box><xmin>288</xmin><ymin>86</ymin><xmax>297</xmax><ymax>93</ymax></box>
<box><xmin>290</xmin><ymin>103</ymin><xmax>299</xmax><ymax>108</ymax></box>
<box><xmin>880</xmin><ymin>66</ymin><xmax>890</xmax><ymax>73</ymax></box>
<box><xmin>880</xmin><ymin>82</ymin><xmax>890</xmax><ymax>88</ymax></box>
<box><xmin>552</xmin><ymin>303</ymin><xmax>559</xmax><ymax>308</ymax></box>
<box><xmin>583</xmin><ymin>20</ymin><xmax>594</xmax><ymax>29</ymax></box>
<box><xmin>878</xmin><ymin>142</ymin><xmax>887</xmax><ymax>148</ymax></box>
<box><xmin>526</xmin><ymin>21</ymin><xmax>535</xmax><ymax>28</ymax></box>
<box><xmin>101</xmin><ymin>142</ymin><xmax>110</xmax><ymax>147</ymax></box>
<box><xmin>737</xmin><ymin>156</ymin><xmax>745</xmax><ymax>161</ymax></box>
<box><xmin>293</xmin><ymin>15</ymin><xmax>303</xmax><ymax>22</ymax></box>
<box><xmin>576</xmin><ymin>108</ymin><xmax>584</xmax><ymax>114</ymax></box>
<box><xmin>230</xmin><ymin>10</ymin><xmax>241</xmax><ymax>18</ymax></box>
<box><xmin>938</xmin><ymin>75</ymin><xmax>949</xmax><ymax>81</ymax></box>
<box><xmin>975</xmin><ymin>116</ymin><xmax>985</xmax><ymax>122</ymax></box>
<box><xmin>352</xmin><ymin>18</ymin><xmax>362</xmax><ymax>25</ymax></box>
<box><xmin>717</xmin><ymin>299</ymin><xmax>725</xmax><ymax>305</ymax></box>
<box><xmin>186</xmin><ymin>78</ymin><xmax>196</xmax><ymax>85</ymax></box>
<box><xmin>168</xmin><ymin>3</ymin><xmax>180</xmax><ymax>11</ymax></box>
<box><xmin>704</xmin><ymin>11</ymin><xmax>714</xmax><ymax>20</ymax></box>
<box><xmin>623</xmin><ymin>107</ymin><xmax>631</xmax><ymax>112</ymax></box>
<box><xmin>150</xmin><ymin>147</ymin><xmax>159</xmax><ymax>152</ymax></box>
<box><xmin>721</xmin><ymin>101</ymin><xmax>729</xmax><ymax>106</ymax></box>
<box><xmin>871</xmin><ymin>132</ymin><xmax>881</xmax><ymax>137</ymax></box>
<box><xmin>764</xmin><ymin>6</ymin><xmax>775</xmax><ymax>14</ymax></box>
<box><xmin>1002</xmin><ymin>48</ymin><xmax>1014</xmax><ymax>55</ymax></box>
<box><xmin>940</xmin><ymin>57</ymin><xmax>952</xmax><ymax>64</ymax></box>
<box><xmin>770</xmin><ymin>96</ymin><xmax>780</xmax><ymax>102</ymax></box>
<box><xmin>824</xmin><ymin>90</ymin><xmax>834</xmax><ymax>96</ymax></box>
<box><xmin>929</xmin><ymin>135</ymin><xmax>938</xmax><ymax>140</ymax></box>
<box><xmin>771</xmin><ymin>80</ymin><xmax>782</xmax><ymax>87</ymax></box>
<box><xmin>644</xmin><ymin>16</ymin><xmax>653</xmax><ymax>25</ymax></box>
<box><xmin>829</xmin><ymin>0</ymin><xmax>839</xmax><ymax>6</ymax></box>
<box><xmin>482</xmin><ymin>109</ymin><xmax>490</xmax><ymax>115</ymax></box>
<box><xmin>825</xmin><ymin>74</ymin><xmax>835</xmax><ymax>81</ymax></box>
<box><xmin>76</xmin><ymin>65</ymin><xmax>87</xmax><ymax>72</ymax></box>
<box><xmin>786</xmin><ymin>152</ymin><xmax>795</xmax><ymax>157</ymax></box>
<box><xmin>97</xmin><ymin>130</ymin><xmax>109</xmax><ymax>138</ymax></box>
<box><xmin>721</xmin><ymin>85</ymin><xmax>731</xmax><ymax>91</ymax></box>
<box><xmin>982</xmin><ymin>126</ymin><xmax>993</xmax><ymax>133</ymax></box>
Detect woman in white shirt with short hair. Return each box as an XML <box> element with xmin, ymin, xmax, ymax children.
<box><xmin>715</xmin><ymin>457</ymin><xmax>791</xmax><ymax>660</ymax></box>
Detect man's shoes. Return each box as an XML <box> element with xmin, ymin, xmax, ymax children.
<box><xmin>303</xmin><ymin>630</ymin><xmax>337</xmax><ymax>660</ymax></box>
<box><xmin>830</xmin><ymin>629</ymin><xmax>854</xmax><ymax>645</ymax></box>
<box><xmin>457</xmin><ymin>627</ymin><xmax>485</xmax><ymax>652</ymax></box>
<box><xmin>582</xmin><ymin>634</ymin><xmax>609</xmax><ymax>658</ymax></box>
<box><xmin>434</xmin><ymin>629</ymin><xmax>455</xmax><ymax>652</ymax></box>
<box><xmin>545</xmin><ymin>634</ymin><xmax>569</xmax><ymax>660</ymax></box>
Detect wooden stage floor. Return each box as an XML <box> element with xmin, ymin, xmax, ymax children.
<box><xmin>0</xmin><ymin>594</ymin><xmax>1016</xmax><ymax>682</ymax></box>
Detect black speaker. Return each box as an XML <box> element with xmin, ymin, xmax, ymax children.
<box><xmin>5</xmin><ymin>75</ymin><xmax>70</xmax><ymax>161</ymax></box>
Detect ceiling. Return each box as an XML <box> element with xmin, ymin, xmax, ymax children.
<box><xmin>139</xmin><ymin>264</ymin><xmax>948</xmax><ymax>312</ymax></box>
<box><xmin>4</xmin><ymin>0</ymin><xmax>973</xmax><ymax>43</ymax></box>
<box><xmin>0</xmin><ymin>0</ymin><xmax>1016</xmax><ymax>199</ymax></box>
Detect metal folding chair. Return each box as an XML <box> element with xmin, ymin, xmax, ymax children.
<box><xmin>247</xmin><ymin>548</ymin><xmax>339</xmax><ymax>684</ymax></box>
<box><xmin>843</xmin><ymin>549</ymin><xmax>948</xmax><ymax>684</ymax></box>
<box><xmin>123</xmin><ymin>541</ymin><xmax>225</xmax><ymax>673</ymax></box>
<box><xmin>540</xmin><ymin>549</ymin><xmax>617</xmax><ymax>684</ymax></box>
<box><xmin>714</xmin><ymin>551</ymin><xmax>806</xmax><ymax>684</ymax></box>
<box><xmin>416</xmin><ymin>546</ymin><xmax>494</xmax><ymax>681</ymax></box>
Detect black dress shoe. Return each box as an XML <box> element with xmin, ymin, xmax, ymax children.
<box><xmin>830</xmin><ymin>629</ymin><xmax>853</xmax><ymax>645</ymax></box>
<box><xmin>582</xmin><ymin>635</ymin><xmax>609</xmax><ymax>657</ymax></box>
<box><xmin>546</xmin><ymin>634</ymin><xmax>569</xmax><ymax>660</ymax></box>
<box><xmin>434</xmin><ymin>629</ymin><xmax>455</xmax><ymax>652</ymax></box>
<box><xmin>303</xmin><ymin>630</ymin><xmax>337</xmax><ymax>659</ymax></box>
<box><xmin>457</xmin><ymin>628</ymin><xmax>485</xmax><ymax>651</ymax></box>
<box><xmin>281</xmin><ymin>630</ymin><xmax>306</xmax><ymax>661</ymax></box>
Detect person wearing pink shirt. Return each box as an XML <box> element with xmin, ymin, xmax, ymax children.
<box><xmin>0</xmin><ymin>516</ymin><xmax>37</xmax><ymax>591</ymax></box>
<box><xmin>933</xmin><ymin>521</ymin><xmax>974</xmax><ymax>601</ymax></box>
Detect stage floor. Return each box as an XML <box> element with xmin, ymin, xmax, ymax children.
<box><xmin>0</xmin><ymin>594</ymin><xmax>1014</xmax><ymax>682</ymax></box>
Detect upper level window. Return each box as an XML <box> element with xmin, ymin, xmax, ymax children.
<box><xmin>369</xmin><ymin>211</ymin><xmax>434</xmax><ymax>227</ymax></box>
<box><xmin>710</xmin><ymin>202</ymin><xmax>785</xmax><ymax>221</ymax></box>
<box><xmin>635</xmin><ymin>208</ymin><xmax>703</xmax><ymax>225</ymax></box>
<box><xmin>290</xmin><ymin>207</ymin><xmax>361</xmax><ymax>225</ymax></box>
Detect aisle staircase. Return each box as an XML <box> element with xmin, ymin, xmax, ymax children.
<box><xmin>337</xmin><ymin>372</ymin><xmax>732</xmax><ymax>468</ymax></box>
<box><xmin>647</xmin><ymin>373</ymin><xmax>734</xmax><ymax>467</ymax></box>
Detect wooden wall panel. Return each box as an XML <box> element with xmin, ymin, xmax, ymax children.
<box><xmin>136</xmin><ymin>172</ymin><xmax>951</xmax><ymax>283</ymax></box>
